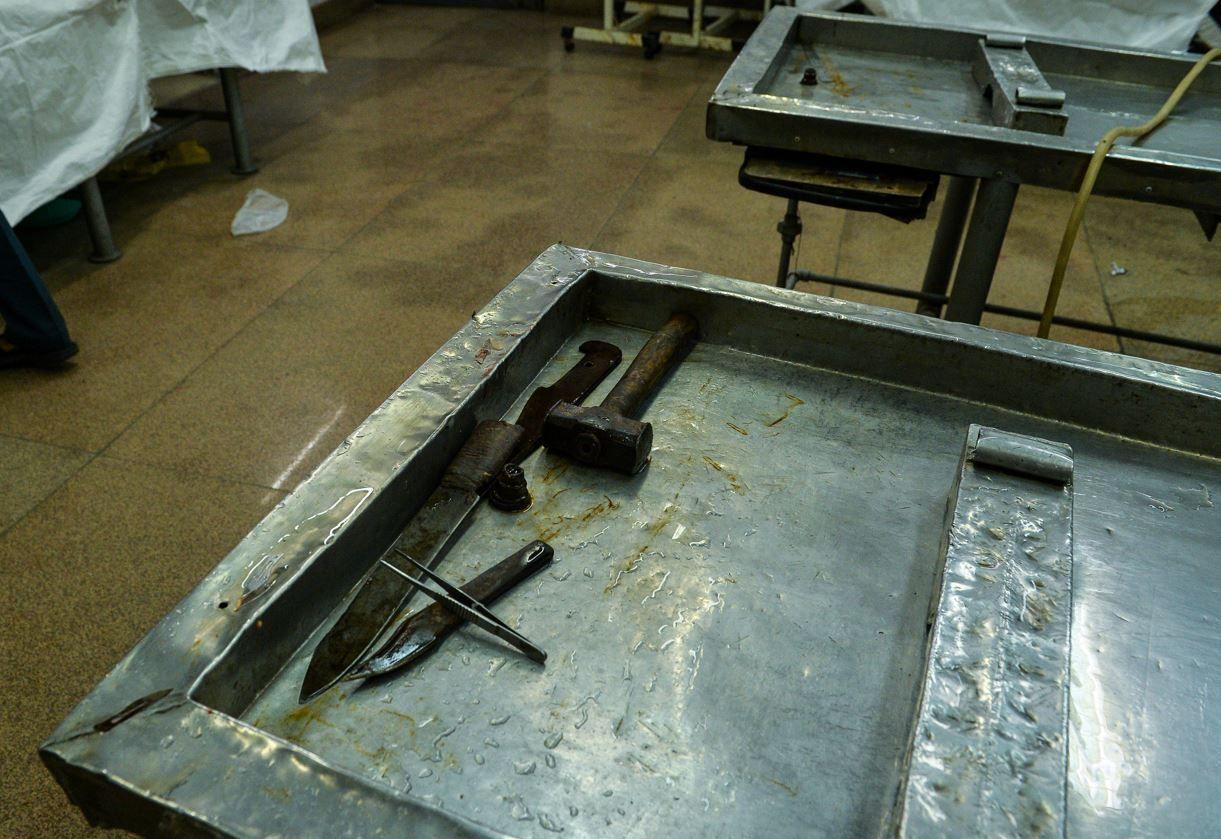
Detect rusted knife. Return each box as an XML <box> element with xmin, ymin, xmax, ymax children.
<box><xmin>299</xmin><ymin>341</ymin><xmax>620</xmax><ymax>702</ymax></box>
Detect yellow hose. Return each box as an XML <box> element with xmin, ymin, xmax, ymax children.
<box><xmin>1038</xmin><ymin>47</ymin><xmax>1221</xmax><ymax>339</ymax></box>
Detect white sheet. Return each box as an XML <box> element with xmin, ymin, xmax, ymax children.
<box><xmin>864</xmin><ymin>0</ymin><xmax>1215</xmax><ymax>52</ymax></box>
<box><xmin>0</xmin><ymin>0</ymin><xmax>151</xmax><ymax>222</ymax></box>
<box><xmin>137</xmin><ymin>0</ymin><xmax>325</xmax><ymax>78</ymax></box>
<box><xmin>0</xmin><ymin>0</ymin><xmax>324</xmax><ymax>224</ymax></box>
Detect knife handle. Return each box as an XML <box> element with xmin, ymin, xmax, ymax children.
<box><xmin>440</xmin><ymin>420</ymin><xmax>524</xmax><ymax>495</ymax></box>
<box><xmin>353</xmin><ymin>540</ymin><xmax>555</xmax><ymax>679</ymax></box>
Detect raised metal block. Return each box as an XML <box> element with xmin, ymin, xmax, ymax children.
<box><xmin>899</xmin><ymin>425</ymin><xmax>1074</xmax><ymax>837</ymax></box>
<box><xmin>973</xmin><ymin>39</ymin><xmax>1069</xmax><ymax>136</ymax></box>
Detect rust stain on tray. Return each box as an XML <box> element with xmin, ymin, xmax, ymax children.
<box><xmin>606</xmin><ymin>490</ymin><xmax>682</xmax><ymax>594</ymax></box>
<box><xmin>541</xmin><ymin>460</ymin><xmax>569</xmax><ymax>484</ymax></box>
<box><xmin>283</xmin><ymin>701</ymin><xmax>340</xmax><ymax>736</ymax></box>
<box><xmin>531</xmin><ymin>490</ymin><xmax>618</xmax><ymax>542</ymax></box>
<box><xmin>766</xmin><ymin>394</ymin><xmax>805</xmax><ymax>427</ymax></box>
<box><xmin>702</xmin><ymin>455</ymin><xmax>746</xmax><ymax>494</ymax></box>
<box><xmin>605</xmin><ymin>552</ymin><xmax>644</xmax><ymax>593</ymax></box>
<box><xmin>581</xmin><ymin>495</ymin><xmax>620</xmax><ymax>521</ymax></box>
<box><xmin>767</xmin><ymin>776</ymin><xmax>799</xmax><ymax>797</ymax></box>
<box><xmin>817</xmin><ymin>53</ymin><xmax>854</xmax><ymax>98</ymax></box>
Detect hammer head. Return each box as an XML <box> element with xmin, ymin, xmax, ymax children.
<box><xmin>542</xmin><ymin>401</ymin><xmax>654</xmax><ymax>475</ymax></box>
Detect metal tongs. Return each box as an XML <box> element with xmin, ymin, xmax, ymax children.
<box><xmin>379</xmin><ymin>548</ymin><xmax>547</xmax><ymax>664</ymax></box>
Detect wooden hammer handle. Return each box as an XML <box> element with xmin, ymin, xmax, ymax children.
<box><xmin>601</xmin><ymin>313</ymin><xmax>699</xmax><ymax>418</ymax></box>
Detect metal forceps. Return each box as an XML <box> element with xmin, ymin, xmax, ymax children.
<box><xmin>379</xmin><ymin>548</ymin><xmax>547</xmax><ymax>664</ymax></box>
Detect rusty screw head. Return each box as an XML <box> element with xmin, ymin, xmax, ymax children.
<box><xmin>489</xmin><ymin>464</ymin><xmax>531</xmax><ymax>513</ymax></box>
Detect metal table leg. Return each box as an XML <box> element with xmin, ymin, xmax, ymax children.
<box><xmin>775</xmin><ymin>198</ymin><xmax>802</xmax><ymax>289</ymax></box>
<box><xmin>80</xmin><ymin>177</ymin><xmax>121</xmax><ymax>264</ymax></box>
<box><xmin>219</xmin><ymin>68</ymin><xmax>258</xmax><ymax>176</ymax></box>
<box><xmin>943</xmin><ymin>179</ymin><xmax>1019</xmax><ymax>324</ymax></box>
<box><xmin>917</xmin><ymin>176</ymin><xmax>975</xmax><ymax>317</ymax></box>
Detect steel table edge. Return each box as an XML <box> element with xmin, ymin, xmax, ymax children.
<box><xmin>42</xmin><ymin>243</ymin><xmax>595</xmax><ymax>742</ymax></box>
<box><xmin>40</xmin><ymin>698</ymin><xmax>505</xmax><ymax>838</ymax></box>
<box><xmin>581</xmin><ymin>248</ymin><xmax>1221</xmax><ymax>406</ymax></box>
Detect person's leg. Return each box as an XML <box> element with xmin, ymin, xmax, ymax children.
<box><xmin>0</xmin><ymin>209</ymin><xmax>77</xmax><ymax>367</ymax></box>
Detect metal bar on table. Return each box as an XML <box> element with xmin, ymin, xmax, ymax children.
<box><xmin>625</xmin><ymin>1</ymin><xmax>758</xmax><ymax>18</ymax></box>
<box><xmin>704</xmin><ymin>9</ymin><xmax>738</xmax><ymax>36</ymax></box>
<box><xmin>899</xmin><ymin>424</ymin><xmax>1074</xmax><ymax>836</ymax></box>
<box><xmin>790</xmin><ymin>270</ymin><xmax>1221</xmax><ymax>354</ymax></box>
<box><xmin>944</xmin><ymin>179</ymin><xmax>1019</xmax><ymax>324</ymax></box>
<box><xmin>218</xmin><ymin>68</ymin><xmax>258</xmax><ymax>176</ymax></box>
<box><xmin>617</xmin><ymin>10</ymin><xmax>654</xmax><ymax>32</ymax></box>
<box><xmin>79</xmin><ymin>177</ymin><xmax>121</xmax><ymax>264</ymax></box>
<box><xmin>776</xmin><ymin>198</ymin><xmax>802</xmax><ymax>289</ymax></box>
<box><xmin>916</xmin><ymin>176</ymin><xmax>976</xmax><ymax>317</ymax></box>
<box><xmin>972</xmin><ymin>37</ymin><xmax>1068</xmax><ymax>136</ymax></box>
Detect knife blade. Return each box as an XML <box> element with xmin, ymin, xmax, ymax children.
<box><xmin>346</xmin><ymin>541</ymin><xmax>553</xmax><ymax>681</ymax></box>
<box><xmin>299</xmin><ymin>340</ymin><xmax>621</xmax><ymax>702</ymax></box>
<box><xmin>381</xmin><ymin>545</ymin><xmax>548</xmax><ymax>664</ymax></box>
<box><xmin>299</xmin><ymin>419</ymin><xmax>521</xmax><ymax>702</ymax></box>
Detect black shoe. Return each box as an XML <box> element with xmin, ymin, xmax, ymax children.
<box><xmin>0</xmin><ymin>338</ymin><xmax>78</xmax><ymax>369</ymax></box>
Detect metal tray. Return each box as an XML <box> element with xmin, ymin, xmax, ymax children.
<box><xmin>706</xmin><ymin>8</ymin><xmax>1221</xmax><ymax>212</ymax></box>
<box><xmin>43</xmin><ymin>246</ymin><xmax>1221</xmax><ymax>837</ymax></box>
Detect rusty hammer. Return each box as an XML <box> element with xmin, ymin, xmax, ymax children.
<box><xmin>542</xmin><ymin>313</ymin><xmax>699</xmax><ymax>474</ymax></box>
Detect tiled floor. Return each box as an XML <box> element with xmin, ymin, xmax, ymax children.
<box><xmin>2</xmin><ymin>6</ymin><xmax>1218</xmax><ymax>835</ymax></box>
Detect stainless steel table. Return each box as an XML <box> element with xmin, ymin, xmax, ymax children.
<box><xmin>707</xmin><ymin>8</ymin><xmax>1221</xmax><ymax>324</ymax></box>
<box><xmin>42</xmin><ymin>247</ymin><xmax>1221</xmax><ymax>837</ymax></box>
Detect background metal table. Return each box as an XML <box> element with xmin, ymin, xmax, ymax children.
<box><xmin>42</xmin><ymin>247</ymin><xmax>1221</xmax><ymax>837</ymax></box>
<box><xmin>707</xmin><ymin>8</ymin><xmax>1221</xmax><ymax>324</ymax></box>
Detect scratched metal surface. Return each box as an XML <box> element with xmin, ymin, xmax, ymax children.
<box><xmin>245</xmin><ymin>325</ymin><xmax>1220</xmax><ymax>839</ymax></box>
<box><xmin>42</xmin><ymin>247</ymin><xmax>1221</xmax><ymax>837</ymax></box>
<box><xmin>246</xmin><ymin>321</ymin><xmax>948</xmax><ymax>837</ymax></box>
<box><xmin>709</xmin><ymin>9</ymin><xmax>1221</xmax><ymax>212</ymax></box>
